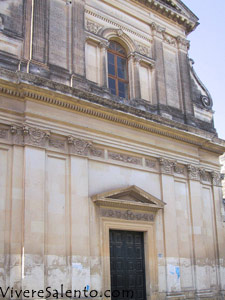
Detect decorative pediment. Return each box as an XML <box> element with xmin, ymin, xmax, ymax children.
<box><xmin>156</xmin><ymin>0</ymin><xmax>198</xmax><ymax>21</ymax></box>
<box><xmin>135</xmin><ymin>0</ymin><xmax>199</xmax><ymax>33</ymax></box>
<box><xmin>91</xmin><ymin>185</ymin><xmax>166</xmax><ymax>211</ymax></box>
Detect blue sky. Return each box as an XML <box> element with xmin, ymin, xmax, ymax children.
<box><xmin>183</xmin><ymin>0</ymin><xmax>225</xmax><ymax>139</ymax></box>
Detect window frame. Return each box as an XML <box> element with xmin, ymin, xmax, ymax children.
<box><xmin>107</xmin><ymin>41</ymin><xmax>129</xmax><ymax>99</ymax></box>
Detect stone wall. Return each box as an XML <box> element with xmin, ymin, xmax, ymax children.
<box><xmin>0</xmin><ymin>0</ymin><xmax>215</xmax><ymax>133</ymax></box>
<box><xmin>0</xmin><ymin>77</ymin><xmax>224</xmax><ymax>298</ymax></box>
<box><xmin>0</xmin><ymin>0</ymin><xmax>224</xmax><ymax>299</ymax></box>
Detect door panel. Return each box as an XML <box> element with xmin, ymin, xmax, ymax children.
<box><xmin>110</xmin><ymin>230</ymin><xmax>146</xmax><ymax>300</ymax></box>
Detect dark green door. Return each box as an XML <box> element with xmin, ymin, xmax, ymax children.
<box><xmin>109</xmin><ymin>230</ymin><xmax>146</xmax><ymax>300</ymax></box>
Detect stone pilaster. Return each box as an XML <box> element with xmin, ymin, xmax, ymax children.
<box><xmin>150</xmin><ymin>24</ymin><xmax>167</xmax><ymax>108</ymax></box>
<box><xmin>99</xmin><ymin>41</ymin><xmax>109</xmax><ymax>88</ymax></box>
<box><xmin>132</xmin><ymin>54</ymin><xmax>141</xmax><ymax>99</ymax></box>
<box><xmin>23</xmin><ymin>0</ymin><xmax>33</xmax><ymax>62</ymax></box>
<box><xmin>22</xmin><ymin>146</ymin><xmax>45</xmax><ymax>292</ymax></box>
<box><xmin>32</xmin><ymin>0</ymin><xmax>48</xmax><ymax>63</ymax></box>
<box><xmin>72</xmin><ymin>0</ymin><xmax>85</xmax><ymax>76</ymax></box>
<box><xmin>177</xmin><ymin>37</ymin><xmax>194</xmax><ymax>120</ymax></box>
<box><xmin>159</xmin><ymin>157</ymin><xmax>176</xmax><ymax>175</ymax></box>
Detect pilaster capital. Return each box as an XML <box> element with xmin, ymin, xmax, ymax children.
<box><xmin>150</xmin><ymin>22</ymin><xmax>165</xmax><ymax>39</ymax></box>
<box><xmin>67</xmin><ymin>136</ymin><xmax>92</xmax><ymax>156</ymax></box>
<box><xmin>162</xmin><ymin>31</ymin><xmax>176</xmax><ymax>47</ymax></box>
<box><xmin>210</xmin><ymin>171</ymin><xmax>223</xmax><ymax>186</ymax></box>
<box><xmin>199</xmin><ymin>168</ymin><xmax>211</xmax><ymax>183</ymax></box>
<box><xmin>187</xmin><ymin>164</ymin><xmax>200</xmax><ymax>181</ymax></box>
<box><xmin>129</xmin><ymin>52</ymin><xmax>155</xmax><ymax>67</ymax></box>
<box><xmin>159</xmin><ymin>157</ymin><xmax>176</xmax><ymax>175</ymax></box>
<box><xmin>176</xmin><ymin>36</ymin><xmax>190</xmax><ymax>51</ymax></box>
<box><xmin>99</xmin><ymin>41</ymin><xmax>110</xmax><ymax>49</ymax></box>
<box><xmin>10</xmin><ymin>124</ymin><xmax>50</xmax><ymax>147</ymax></box>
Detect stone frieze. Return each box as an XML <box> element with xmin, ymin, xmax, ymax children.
<box><xmin>100</xmin><ymin>208</ymin><xmax>154</xmax><ymax>222</ymax></box>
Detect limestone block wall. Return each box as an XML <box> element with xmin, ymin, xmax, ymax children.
<box><xmin>0</xmin><ymin>91</ymin><xmax>224</xmax><ymax>299</ymax></box>
<box><xmin>0</xmin><ymin>0</ymin><xmax>205</xmax><ymax>128</ymax></box>
<box><xmin>0</xmin><ymin>1</ymin><xmax>223</xmax><ymax>299</ymax></box>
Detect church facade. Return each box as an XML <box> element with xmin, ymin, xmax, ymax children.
<box><xmin>0</xmin><ymin>0</ymin><xmax>225</xmax><ymax>299</ymax></box>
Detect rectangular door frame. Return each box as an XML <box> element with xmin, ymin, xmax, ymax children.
<box><xmin>100</xmin><ymin>218</ymin><xmax>157</xmax><ymax>300</ymax></box>
<box><xmin>109</xmin><ymin>229</ymin><xmax>146</xmax><ymax>300</ymax></box>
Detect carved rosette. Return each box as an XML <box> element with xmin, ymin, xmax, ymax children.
<box><xmin>100</xmin><ymin>208</ymin><xmax>154</xmax><ymax>222</ymax></box>
<box><xmin>117</xmin><ymin>29</ymin><xmax>124</xmax><ymax>37</ymax></box>
<box><xmin>187</xmin><ymin>165</ymin><xmax>200</xmax><ymax>181</ymax></box>
<box><xmin>159</xmin><ymin>158</ymin><xmax>176</xmax><ymax>175</ymax></box>
<box><xmin>68</xmin><ymin>136</ymin><xmax>92</xmax><ymax>156</ymax></box>
<box><xmin>210</xmin><ymin>171</ymin><xmax>223</xmax><ymax>186</ymax></box>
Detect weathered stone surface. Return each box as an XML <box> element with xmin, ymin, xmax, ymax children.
<box><xmin>0</xmin><ymin>1</ymin><xmax>224</xmax><ymax>299</ymax></box>
<box><xmin>32</xmin><ymin>0</ymin><xmax>47</xmax><ymax>63</ymax></box>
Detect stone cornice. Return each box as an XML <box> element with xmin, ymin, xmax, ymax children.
<box><xmin>0</xmin><ymin>70</ymin><xmax>225</xmax><ymax>155</ymax></box>
<box><xmin>133</xmin><ymin>0</ymin><xmax>198</xmax><ymax>34</ymax></box>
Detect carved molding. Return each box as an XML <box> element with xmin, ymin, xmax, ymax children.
<box><xmin>117</xmin><ymin>29</ymin><xmax>124</xmax><ymax>37</ymax></box>
<box><xmin>86</xmin><ymin>20</ymin><xmax>102</xmax><ymax>34</ymax></box>
<box><xmin>68</xmin><ymin>136</ymin><xmax>92</xmax><ymax>156</ymax></box>
<box><xmin>176</xmin><ymin>36</ymin><xmax>190</xmax><ymax>51</ymax></box>
<box><xmin>136</xmin><ymin>43</ymin><xmax>151</xmax><ymax>57</ymax></box>
<box><xmin>99</xmin><ymin>41</ymin><xmax>109</xmax><ymax>49</ymax></box>
<box><xmin>0</xmin><ymin>81</ymin><xmax>222</xmax><ymax>152</ymax></box>
<box><xmin>49</xmin><ymin>138</ymin><xmax>65</xmax><ymax>150</ymax></box>
<box><xmin>10</xmin><ymin>124</ymin><xmax>50</xmax><ymax>147</ymax></box>
<box><xmin>211</xmin><ymin>171</ymin><xmax>222</xmax><ymax>186</ymax></box>
<box><xmin>150</xmin><ymin>22</ymin><xmax>189</xmax><ymax>50</ymax></box>
<box><xmin>162</xmin><ymin>31</ymin><xmax>176</xmax><ymax>46</ymax></box>
<box><xmin>85</xmin><ymin>9</ymin><xmax>152</xmax><ymax>43</ymax></box>
<box><xmin>129</xmin><ymin>52</ymin><xmax>155</xmax><ymax>68</ymax></box>
<box><xmin>0</xmin><ymin>129</ymin><xmax>8</xmax><ymax>138</ymax></box>
<box><xmin>24</xmin><ymin>126</ymin><xmax>50</xmax><ymax>147</ymax></box>
<box><xmin>100</xmin><ymin>208</ymin><xmax>154</xmax><ymax>222</ymax></box>
<box><xmin>89</xmin><ymin>146</ymin><xmax>104</xmax><ymax>158</ymax></box>
<box><xmin>150</xmin><ymin>22</ymin><xmax>165</xmax><ymax>39</ymax></box>
<box><xmin>0</xmin><ymin>123</ymin><xmax>222</xmax><ymax>184</ymax></box>
<box><xmin>199</xmin><ymin>168</ymin><xmax>211</xmax><ymax>183</ymax></box>
<box><xmin>159</xmin><ymin>157</ymin><xmax>176</xmax><ymax>174</ymax></box>
<box><xmin>108</xmin><ymin>151</ymin><xmax>142</xmax><ymax>165</ymax></box>
<box><xmin>145</xmin><ymin>159</ymin><xmax>157</xmax><ymax>169</ymax></box>
<box><xmin>174</xmin><ymin>164</ymin><xmax>185</xmax><ymax>175</ymax></box>
<box><xmin>187</xmin><ymin>165</ymin><xmax>200</xmax><ymax>181</ymax></box>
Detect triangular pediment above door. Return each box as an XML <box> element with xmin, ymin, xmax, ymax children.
<box><xmin>91</xmin><ymin>185</ymin><xmax>166</xmax><ymax>211</ymax></box>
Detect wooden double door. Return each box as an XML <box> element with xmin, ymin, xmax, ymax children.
<box><xmin>110</xmin><ymin>230</ymin><xmax>146</xmax><ymax>300</ymax></box>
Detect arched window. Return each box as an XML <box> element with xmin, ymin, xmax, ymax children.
<box><xmin>107</xmin><ymin>41</ymin><xmax>129</xmax><ymax>99</ymax></box>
